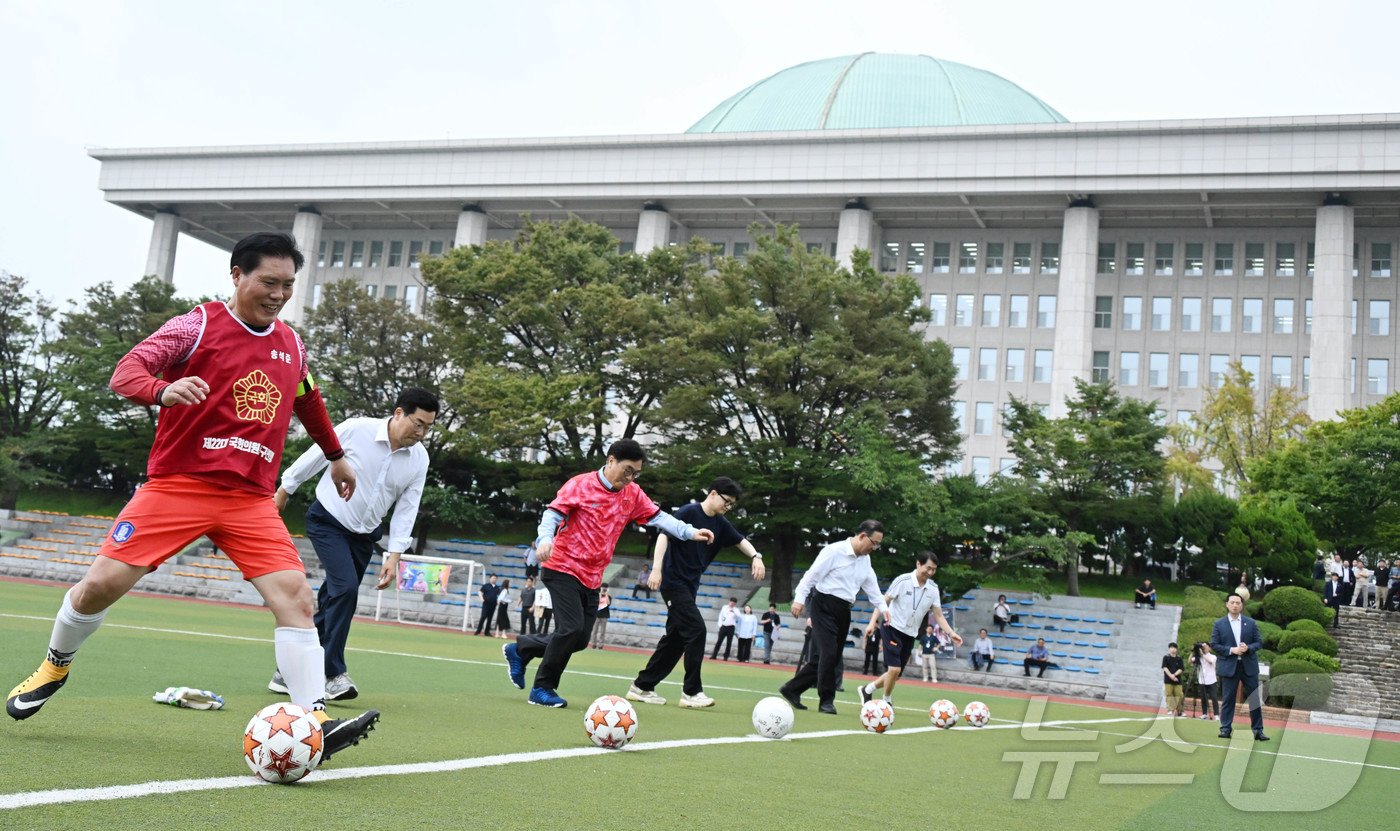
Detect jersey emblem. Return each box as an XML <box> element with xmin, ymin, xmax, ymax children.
<box><xmin>232</xmin><ymin>369</ymin><xmax>283</xmax><ymax>424</ymax></box>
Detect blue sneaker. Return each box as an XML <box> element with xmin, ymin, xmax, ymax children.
<box><xmin>528</xmin><ymin>686</ymin><xmax>567</xmax><ymax>708</ymax></box>
<box><xmin>503</xmin><ymin>643</ymin><xmax>525</xmax><ymax>690</ymax></box>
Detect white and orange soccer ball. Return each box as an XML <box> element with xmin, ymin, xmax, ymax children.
<box><xmin>243</xmin><ymin>702</ymin><xmax>323</xmax><ymax>784</ymax></box>
<box><xmin>963</xmin><ymin>700</ymin><xmax>991</xmax><ymax>728</ymax></box>
<box><xmin>752</xmin><ymin>696</ymin><xmax>795</xmax><ymax>739</ymax></box>
<box><xmin>859</xmin><ymin>699</ymin><xmax>895</xmax><ymax>733</ymax></box>
<box><xmin>584</xmin><ymin>695</ymin><xmax>639</xmax><ymax>749</ymax></box>
<box><xmin>929</xmin><ymin>698</ymin><xmax>959</xmax><ymax>728</ymax></box>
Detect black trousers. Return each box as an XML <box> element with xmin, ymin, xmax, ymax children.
<box><xmin>737</xmin><ymin>637</ymin><xmax>753</xmax><ymax>662</ymax></box>
<box><xmin>1219</xmin><ymin>671</ymin><xmax>1265</xmax><ymax>736</ymax></box>
<box><xmin>515</xmin><ymin>569</ymin><xmax>596</xmax><ymax>692</ymax></box>
<box><xmin>306</xmin><ymin>500</ymin><xmax>381</xmax><ymax>678</ymax></box>
<box><xmin>635</xmin><ymin>588</ymin><xmax>708</xmax><ymax>695</ymax></box>
<box><xmin>475</xmin><ymin>600</ymin><xmax>498</xmax><ymax>635</ymax></box>
<box><xmin>712</xmin><ymin>625</ymin><xmax>736</xmax><ymax>660</ymax></box>
<box><xmin>520</xmin><ymin>610</ymin><xmax>536</xmax><ymax>635</ymax></box>
<box><xmin>781</xmin><ymin>591</ymin><xmax>851</xmax><ymax>706</ymax></box>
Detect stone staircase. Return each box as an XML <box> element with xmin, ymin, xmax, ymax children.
<box><xmin>1323</xmin><ymin>605</ymin><xmax>1400</xmax><ymax>720</ymax></box>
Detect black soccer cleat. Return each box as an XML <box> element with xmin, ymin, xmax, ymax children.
<box><xmin>319</xmin><ymin>709</ymin><xmax>380</xmax><ymax>763</ymax></box>
<box><xmin>7</xmin><ymin>661</ymin><xmax>69</xmax><ymax>721</ymax></box>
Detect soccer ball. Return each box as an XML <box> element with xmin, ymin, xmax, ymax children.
<box><xmin>929</xmin><ymin>698</ymin><xmax>959</xmax><ymax>728</ymax></box>
<box><xmin>243</xmin><ymin>702</ymin><xmax>323</xmax><ymax>784</ymax></box>
<box><xmin>752</xmin><ymin>696</ymin><xmax>795</xmax><ymax>739</ymax></box>
<box><xmin>859</xmin><ymin>699</ymin><xmax>895</xmax><ymax>733</ymax></box>
<box><xmin>584</xmin><ymin>695</ymin><xmax>638</xmax><ymax>749</ymax></box>
<box><xmin>963</xmin><ymin>700</ymin><xmax>991</xmax><ymax>728</ymax></box>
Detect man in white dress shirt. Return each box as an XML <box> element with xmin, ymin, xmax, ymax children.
<box><xmin>779</xmin><ymin>520</ymin><xmax>889</xmax><ymax>715</ymax></box>
<box><xmin>268</xmin><ymin>387</ymin><xmax>437</xmax><ymax>701</ymax></box>
<box><xmin>859</xmin><ymin>552</ymin><xmax>961</xmax><ymax>705</ymax></box>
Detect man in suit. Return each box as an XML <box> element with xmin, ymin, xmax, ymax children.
<box><xmin>1209</xmin><ymin>593</ymin><xmax>1269</xmax><ymax>741</ymax></box>
<box><xmin>1323</xmin><ymin>572</ymin><xmax>1345</xmax><ymax>628</ymax></box>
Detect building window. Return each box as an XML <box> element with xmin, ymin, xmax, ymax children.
<box><xmin>1040</xmin><ymin>242</ymin><xmax>1060</xmax><ymax>274</ymax></box>
<box><xmin>1241</xmin><ymin>298</ymin><xmax>1263</xmax><ymax>334</ymax></box>
<box><xmin>1370</xmin><ymin>300</ymin><xmax>1391</xmax><ymax>336</ymax></box>
<box><xmin>1276</xmin><ymin>242</ymin><xmax>1296</xmax><ymax>276</ymax></box>
<box><xmin>1148</xmin><ymin>352</ymin><xmax>1168</xmax><ymax>387</ymax></box>
<box><xmin>906</xmin><ymin>242</ymin><xmax>926</xmax><ymax>274</ymax></box>
<box><xmin>1211</xmin><ymin>298</ymin><xmax>1232</xmax><ymax>333</ymax></box>
<box><xmin>1178</xmin><ymin>353</ymin><xmax>1199</xmax><ymax>388</ymax></box>
<box><xmin>428</xmin><ymin>240</ymin><xmax>445</xmax><ymax>258</ymax></box>
<box><xmin>1306</xmin><ymin>242</ymin><xmax>1316</xmax><ymax>277</ymax></box>
<box><xmin>978</xmin><ymin>348</ymin><xmax>997</xmax><ymax>381</ymax></box>
<box><xmin>974</xmin><ymin>402</ymin><xmax>994</xmax><ymax>435</ymax></box>
<box><xmin>404</xmin><ymin>284</ymin><xmax>420</xmax><ymax>312</ymax></box>
<box><xmin>1122</xmin><ymin>296</ymin><xmax>1143</xmax><ymax>331</ymax></box>
<box><xmin>1092</xmin><ymin>351</ymin><xmax>1111</xmax><ymax>383</ymax></box>
<box><xmin>1244</xmin><ymin>243</ymin><xmax>1265</xmax><ymax>276</ymax></box>
<box><xmin>1352</xmin><ymin>358</ymin><xmax>1357</xmax><ymax>393</ymax></box>
<box><xmin>959</xmin><ymin>242</ymin><xmax>979</xmax><ymax>273</ymax></box>
<box><xmin>1240</xmin><ymin>355</ymin><xmax>1261</xmax><ymax>388</ymax></box>
<box><xmin>350</xmin><ymin>241</ymin><xmax>364</xmax><ymax>268</ymax></box>
<box><xmin>999</xmin><ymin>457</ymin><xmax>1017</xmax><ymax>475</ymax></box>
<box><xmin>951</xmin><ymin>400</ymin><xmax>966</xmax><ymax>433</ymax></box>
<box><xmin>1176</xmin><ymin>410</ymin><xmax>1195</xmax><ymax>427</ymax></box>
<box><xmin>1181</xmin><ymin>297</ymin><xmax>1202</xmax><ymax>332</ymax></box>
<box><xmin>1005</xmin><ymin>349</ymin><xmax>1026</xmax><ymax>382</ymax></box>
<box><xmin>316</xmin><ymin>241</ymin><xmax>327</xmax><ymax>268</ymax></box>
<box><xmin>388</xmin><ymin>241</ymin><xmax>403</xmax><ymax>267</ymax></box>
<box><xmin>733</xmin><ymin>242</ymin><xmax>750</xmax><ymax>260</ymax></box>
<box><xmin>1353</xmin><ymin>299</ymin><xmax>1358</xmax><ymax>334</ymax></box>
<box><xmin>383</xmin><ymin>284</ymin><xmax>398</xmax><ymax>300</ymax></box>
<box><xmin>830</xmin><ymin>241</ymin><xmax>838</xmax><ymax>258</ymax></box>
<box><xmin>1094</xmin><ymin>295</ymin><xmax>1113</xmax><ymax>329</ymax></box>
<box><xmin>1214</xmin><ymin>242</ymin><xmax>1234</xmax><ymax>276</ymax></box>
<box><xmin>1368</xmin><ymin>359</ymin><xmax>1390</xmax><ymax>395</ymax></box>
<box><xmin>931</xmin><ymin>242</ymin><xmax>951</xmax><ymax>273</ymax></box>
<box><xmin>1273</xmin><ymin>298</ymin><xmax>1295</xmax><ymax>334</ymax></box>
<box><xmin>1210</xmin><ymin>354</ymin><xmax>1229</xmax><ymax>387</ymax></box>
<box><xmin>365</xmin><ymin>284</ymin><xmax>378</xmax><ymax>297</ymax></box>
<box><xmin>1373</xmin><ymin>243</ymin><xmax>1393</xmax><ymax>277</ymax></box>
<box><xmin>1154</xmin><ymin>243</ymin><xmax>1175</xmax><ymax>275</ymax></box>
<box><xmin>1097</xmin><ymin>242</ymin><xmax>1117</xmax><ymax>274</ymax></box>
<box><xmin>1036</xmin><ymin>295</ymin><xmax>1056</xmax><ymax>328</ymax></box>
<box><xmin>1033</xmin><ymin>349</ymin><xmax>1053</xmax><ymax>382</ymax></box>
<box><xmin>408</xmin><ymin>241</ymin><xmax>424</xmax><ymax>269</ymax></box>
<box><xmin>368</xmin><ymin>241</ymin><xmax>384</xmax><ymax>267</ymax></box>
<box><xmin>929</xmin><ymin>294</ymin><xmax>947</xmax><ymax>326</ymax></box>
<box><xmin>981</xmin><ymin>295</ymin><xmax>1001</xmax><ymax>327</ymax></box>
<box><xmin>619</xmin><ymin>241</ymin><xmax>637</xmax><ymax>255</ymax></box>
<box><xmin>1151</xmin><ymin>296</ymin><xmax>1172</xmax><ymax>331</ymax></box>
<box><xmin>955</xmin><ymin>294</ymin><xmax>974</xmax><ymax>326</ymax></box>
<box><xmin>985</xmin><ymin>243</ymin><xmax>1005</xmax><ymax>274</ymax></box>
<box><xmin>1012</xmin><ymin>242</ymin><xmax>1032</xmax><ymax>274</ymax></box>
<box><xmin>330</xmin><ymin>241</ymin><xmax>346</xmax><ymax>268</ymax></box>
<box><xmin>1304</xmin><ymin>298</ymin><xmax>1313</xmax><ymax>334</ymax></box>
<box><xmin>952</xmin><ymin>348</ymin><xmax>969</xmax><ymax>381</ymax></box>
<box><xmin>1355</xmin><ymin>243</ymin><xmax>1361</xmax><ymax>277</ymax></box>
<box><xmin>971</xmin><ymin>456</ymin><xmax>991</xmax><ymax>484</ymax></box>
<box><xmin>1125</xmin><ymin>243</ymin><xmax>1145</xmax><ymax>276</ymax></box>
<box><xmin>1119</xmin><ymin>352</ymin><xmax>1140</xmax><ymax>386</ymax></box>
<box><xmin>1184</xmin><ymin>243</ymin><xmax>1205</xmax><ymax>276</ymax></box>
<box><xmin>1008</xmin><ymin>294</ymin><xmax>1028</xmax><ymax>328</ymax></box>
<box><xmin>1271</xmin><ymin>356</ymin><xmax>1292</xmax><ymax>388</ymax></box>
<box><xmin>880</xmin><ymin>242</ymin><xmax>900</xmax><ymax>273</ymax></box>
<box><xmin>1303</xmin><ymin>356</ymin><xmax>1311</xmax><ymax>394</ymax></box>
<box><xmin>311</xmin><ymin>283</ymin><xmax>323</xmax><ymax>309</ymax></box>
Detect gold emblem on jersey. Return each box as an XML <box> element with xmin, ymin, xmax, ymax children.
<box><xmin>231</xmin><ymin>369</ymin><xmax>282</xmax><ymax>424</ymax></box>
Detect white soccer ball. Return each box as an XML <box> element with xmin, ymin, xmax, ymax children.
<box><xmin>243</xmin><ymin>702</ymin><xmax>323</xmax><ymax>784</ymax></box>
<box><xmin>859</xmin><ymin>699</ymin><xmax>895</xmax><ymax>733</ymax></box>
<box><xmin>963</xmin><ymin>700</ymin><xmax>991</xmax><ymax>728</ymax></box>
<box><xmin>752</xmin><ymin>696</ymin><xmax>795</xmax><ymax>739</ymax></box>
<box><xmin>929</xmin><ymin>698</ymin><xmax>959</xmax><ymax>728</ymax></box>
<box><xmin>584</xmin><ymin>695</ymin><xmax>639</xmax><ymax>749</ymax></box>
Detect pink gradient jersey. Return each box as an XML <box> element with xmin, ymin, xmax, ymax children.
<box><xmin>545</xmin><ymin>472</ymin><xmax>660</xmax><ymax>589</ymax></box>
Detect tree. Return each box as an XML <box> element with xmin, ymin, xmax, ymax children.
<box><xmin>0</xmin><ymin>272</ymin><xmax>62</xmax><ymax>438</ymax></box>
<box><xmin>1220</xmin><ymin>495</ymin><xmax>1317</xmax><ymax>584</ymax></box>
<box><xmin>1003</xmin><ymin>379</ymin><xmax>1168</xmax><ymax>595</ymax></box>
<box><xmin>1165</xmin><ymin>488</ymin><xmax>1238</xmax><ymax>581</ymax></box>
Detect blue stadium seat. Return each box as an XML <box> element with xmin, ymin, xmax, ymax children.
<box><xmin>1074</xmin><ymin>641</ymin><xmax>1090</xmax><ymax>647</ymax></box>
<box><xmin>1070</xmin><ymin>653</ymin><xmax>1086</xmax><ymax>660</ymax></box>
<box><xmin>1048</xmin><ymin>614</ymin><xmax>1063</xmax><ymax>620</ymax></box>
<box><xmin>1095</xmin><ymin>630</ymin><xmax>1112</xmax><ymax>637</ymax></box>
<box><xmin>1099</xmin><ymin>618</ymin><xmax>1116</xmax><ymax>625</ymax></box>
<box><xmin>1065</xmin><ymin>666</ymin><xmax>1082</xmax><ymax>673</ymax></box>
<box><xmin>1031</xmin><ymin>612</ymin><xmax>1047</xmax><ymax>618</ymax></box>
<box><xmin>1088</xmin><ymin>655</ymin><xmax>1104</xmax><ymax>661</ymax></box>
<box><xmin>1019</xmin><ymin>599</ymin><xmax>1035</xmax><ymax>605</ymax></box>
<box><xmin>1083</xmin><ymin>667</ymin><xmax>1100</xmax><ymax>675</ymax></box>
<box><xmin>1064</xmin><ymin>616</ymin><xmax>1080</xmax><ymax>621</ymax></box>
<box><xmin>953</xmin><ymin>605</ymin><xmax>970</xmax><ymax>612</ymax></box>
<box><xmin>1055</xmin><ymin>639</ymin><xmax>1072</xmax><ymax>645</ymax></box>
<box><xmin>1091</xmin><ymin>642</ymin><xmax>1108</xmax><ymax>649</ymax></box>
<box><xmin>1051</xmin><ymin>651</ymin><xmax>1068</xmax><ymax>657</ymax></box>
<box><xmin>1009</xmin><ymin>622</ymin><xmax>1024</xmax><ymax>628</ymax></box>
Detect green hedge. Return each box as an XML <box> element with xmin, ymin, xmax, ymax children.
<box><xmin>1286</xmin><ymin>619</ymin><xmax>1326</xmax><ymax>634</ymax></box>
<box><xmin>1258</xmin><ymin>621</ymin><xmax>1284</xmax><ymax>650</ymax></box>
<box><xmin>1245</xmin><ymin>600</ymin><xmax>1264</xmax><ymax>618</ymax></box>
<box><xmin>1177</xmin><ymin>618</ymin><xmax>1214</xmax><ymax>652</ymax></box>
<box><xmin>1183</xmin><ymin>585</ymin><xmax>1225</xmax><ymax>603</ymax></box>
<box><xmin>1277</xmin><ymin>629</ymin><xmax>1338</xmax><ymax>657</ymax></box>
<box><xmin>1258</xmin><ymin>649</ymin><xmax>1278</xmax><ymax>666</ymax></box>
<box><xmin>1266</xmin><ymin>670</ymin><xmax>1334</xmax><ymax>708</ymax></box>
<box><xmin>1261</xmin><ymin>586</ymin><xmax>1331</xmax><ymax>627</ymax></box>
<box><xmin>1281</xmin><ymin>647</ymin><xmax>1340</xmax><ymax>673</ymax></box>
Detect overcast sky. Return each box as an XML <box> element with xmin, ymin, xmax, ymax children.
<box><xmin>2</xmin><ymin>0</ymin><xmax>1397</xmax><ymax>309</ymax></box>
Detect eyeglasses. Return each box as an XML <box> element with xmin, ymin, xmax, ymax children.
<box><xmin>617</xmin><ymin>465</ymin><xmax>642</xmax><ymax>481</ymax></box>
<box><xmin>407</xmin><ymin>416</ymin><xmax>434</xmax><ymax>434</ymax></box>
<box><xmin>720</xmin><ymin>496</ymin><xmax>738</xmax><ymax>509</ymax></box>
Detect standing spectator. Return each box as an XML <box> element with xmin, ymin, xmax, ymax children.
<box><xmin>992</xmin><ymin>595</ymin><xmax>1014</xmax><ymax>633</ymax></box>
<box><xmin>735</xmin><ymin>605</ymin><xmax>758</xmax><ymax>662</ymax></box>
<box><xmin>918</xmin><ymin>624</ymin><xmax>938</xmax><ymax>682</ymax></box>
<box><xmin>475</xmin><ymin>574</ymin><xmax>501</xmax><ymax>636</ymax></box>
<box><xmin>1311</xmin><ymin>554</ymin><xmax>1327</xmax><ymax>581</ymax></box>
<box><xmin>1323</xmin><ymin>571</ymin><xmax>1345</xmax><ymax>628</ymax></box>
<box><xmin>1024</xmin><ymin>638</ymin><xmax>1051</xmax><ymax>677</ymax></box>
<box><xmin>632</xmin><ymin>566</ymin><xmax>652</xmax><ymax>599</ymax></box>
<box><xmin>1209</xmin><ymin>594</ymin><xmax>1268</xmax><ymax>741</ymax></box>
<box><xmin>1190</xmin><ymin>641</ymin><xmax>1219</xmax><ymax>720</ymax></box>
<box><xmin>970</xmin><ymin>629</ymin><xmax>995</xmax><ymax>671</ymax></box>
<box><xmin>1162</xmin><ymin>642</ymin><xmax>1185</xmax><ymax>716</ymax></box>
<box><xmin>1134</xmin><ymin>579</ymin><xmax>1157</xmax><ymax>610</ymax></box>
<box><xmin>778</xmin><ymin>521</ymin><xmax>889</xmax><ymax>715</ymax></box>
<box><xmin>590</xmin><ymin>588</ymin><xmax>611</xmax><ymax>649</ymax></box>
<box><xmin>524</xmin><ymin>543</ymin><xmax>540</xmax><ymax>582</ymax></box>
<box><xmin>1339</xmin><ymin>559</ymin><xmax>1356</xmax><ymax>608</ymax></box>
<box><xmin>861</xmin><ymin>617</ymin><xmax>882</xmax><ymax>675</ymax></box>
<box><xmin>759</xmin><ymin>604</ymin><xmax>781</xmax><ymax>664</ymax></box>
<box><xmin>496</xmin><ymin>580</ymin><xmax>513</xmax><ymax>638</ymax></box>
<box><xmin>712</xmin><ymin>598</ymin><xmax>739</xmax><ymax>661</ymax></box>
<box><xmin>535</xmin><ymin>583</ymin><xmax>553</xmax><ymax>635</ymax></box>
<box><xmin>1375</xmin><ymin>559</ymin><xmax>1390</xmax><ymax>612</ymax></box>
<box><xmin>518</xmin><ymin>576</ymin><xmax>537</xmax><ymax>635</ymax></box>
<box><xmin>1352</xmin><ymin>558</ymin><xmax>1373</xmax><ymax>608</ymax></box>
<box><xmin>1327</xmin><ymin>553</ymin><xmax>1344</xmax><ymax>577</ymax></box>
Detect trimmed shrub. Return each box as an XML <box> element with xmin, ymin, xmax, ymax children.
<box><xmin>1276</xmin><ymin>629</ymin><xmax>1338</xmax><ymax>657</ymax></box>
<box><xmin>1183</xmin><ymin>585</ymin><xmax>1226</xmax><ymax>603</ymax></box>
<box><xmin>1181</xmin><ymin>586</ymin><xmax>1227</xmax><ymax>621</ymax></box>
<box><xmin>1176</xmin><ymin>618</ymin><xmax>1214</xmax><ymax>652</ymax></box>
<box><xmin>1245</xmin><ymin>600</ymin><xmax>1264</xmax><ymax>618</ymax></box>
<box><xmin>1258</xmin><ymin>649</ymin><xmax>1278</xmax><ymax>666</ymax></box>
<box><xmin>1266</xmin><ymin>669</ymin><xmax>1333</xmax><ymax>708</ymax></box>
<box><xmin>1281</xmin><ymin>648</ymin><xmax>1340</xmax><ymax>673</ymax></box>
<box><xmin>1286</xmin><ymin>619</ymin><xmax>1326</xmax><ymax>634</ymax></box>
<box><xmin>1258</xmin><ymin>621</ymin><xmax>1284</xmax><ymax>650</ymax></box>
<box><xmin>1260</xmin><ymin>585</ymin><xmax>1330</xmax><ymax>627</ymax></box>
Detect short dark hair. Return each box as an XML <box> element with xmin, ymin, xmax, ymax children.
<box><xmin>1168</xmin><ymin>642</ymin><xmax>1178</xmax><ymax>649</ymax></box>
<box><xmin>709</xmin><ymin>476</ymin><xmax>742</xmax><ymax>498</ymax></box>
<box><xmin>231</xmin><ymin>232</ymin><xmax>304</xmax><ymax>275</ymax></box>
<box><xmin>979</xmin><ymin>628</ymin><xmax>988</xmax><ymax>635</ymax></box>
<box><xmin>769</xmin><ymin>604</ymin><xmax>776</xmax><ymax>609</ymax></box>
<box><xmin>915</xmin><ymin>551</ymin><xmax>938</xmax><ymax>566</ymax></box>
<box><xmin>729</xmin><ymin>596</ymin><xmax>738</xmax><ymax>603</ymax></box>
<box><xmin>607</xmin><ymin>439</ymin><xmax>646</xmax><ymax>463</ymax></box>
<box><xmin>396</xmin><ymin>387</ymin><xmax>440</xmax><ymax>415</ymax></box>
<box><xmin>856</xmin><ymin>519</ymin><xmax>884</xmax><ymax>537</ymax></box>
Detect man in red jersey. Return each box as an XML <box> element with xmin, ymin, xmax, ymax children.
<box><xmin>503</xmin><ymin>439</ymin><xmax>714</xmax><ymax>708</ymax></box>
<box><xmin>6</xmin><ymin>233</ymin><xmax>379</xmax><ymax>761</ymax></box>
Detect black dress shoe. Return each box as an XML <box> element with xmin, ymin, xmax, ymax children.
<box><xmin>1254</xmin><ymin>733</ymin><xmax>1270</xmax><ymax>742</ymax></box>
<box><xmin>1218</xmin><ymin>731</ymin><xmax>1232</xmax><ymax>739</ymax></box>
<box><xmin>818</xmin><ymin>702</ymin><xmax>838</xmax><ymax>715</ymax></box>
<box><xmin>780</xmin><ymin>688</ymin><xmax>808</xmax><ymax>711</ymax></box>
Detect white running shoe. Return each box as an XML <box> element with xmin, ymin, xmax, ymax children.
<box><xmin>679</xmin><ymin>691</ymin><xmax>716</xmax><ymax>709</ymax></box>
<box><xmin>625</xmin><ymin>684</ymin><xmax>667</xmax><ymax>705</ymax></box>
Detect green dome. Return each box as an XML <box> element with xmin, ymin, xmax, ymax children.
<box><xmin>686</xmin><ymin>53</ymin><xmax>1067</xmax><ymax>133</ymax></box>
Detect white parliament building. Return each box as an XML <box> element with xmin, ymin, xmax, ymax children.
<box><xmin>91</xmin><ymin>53</ymin><xmax>1400</xmax><ymax>478</ymax></box>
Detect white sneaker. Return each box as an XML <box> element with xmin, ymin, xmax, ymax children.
<box><xmin>679</xmin><ymin>691</ymin><xmax>716</xmax><ymax>709</ymax></box>
<box><xmin>625</xmin><ymin>684</ymin><xmax>667</xmax><ymax>705</ymax></box>
<box><xmin>267</xmin><ymin>670</ymin><xmax>289</xmax><ymax>695</ymax></box>
<box><xmin>325</xmin><ymin>673</ymin><xmax>359</xmax><ymax>701</ymax></box>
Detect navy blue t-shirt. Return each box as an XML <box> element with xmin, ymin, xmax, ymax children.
<box><xmin>660</xmin><ymin>502</ymin><xmax>745</xmax><ymax>594</ymax></box>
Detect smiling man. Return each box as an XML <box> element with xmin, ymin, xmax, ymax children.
<box><xmin>5</xmin><ymin>232</ymin><xmax>379</xmax><ymax>762</ymax></box>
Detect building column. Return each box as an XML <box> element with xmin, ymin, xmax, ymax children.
<box><xmin>144</xmin><ymin>210</ymin><xmax>180</xmax><ymax>283</ymax></box>
<box><xmin>455</xmin><ymin>205</ymin><xmax>488</xmax><ymax>247</ymax></box>
<box><xmin>287</xmin><ymin>208</ymin><xmax>323</xmax><ymax>326</ymax></box>
<box><xmin>634</xmin><ymin>203</ymin><xmax>670</xmax><ymax>253</ymax></box>
<box><xmin>1049</xmin><ymin>201</ymin><xmax>1099</xmax><ymax>417</ymax></box>
<box><xmin>1310</xmin><ymin>200</ymin><xmax>1354</xmax><ymax>421</ymax></box>
<box><xmin>835</xmin><ymin>199</ymin><xmax>875</xmax><ymax>269</ymax></box>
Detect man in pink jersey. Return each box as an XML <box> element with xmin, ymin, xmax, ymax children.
<box><xmin>6</xmin><ymin>232</ymin><xmax>379</xmax><ymax>761</ymax></box>
<box><xmin>503</xmin><ymin>439</ymin><xmax>714</xmax><ymax>708</ymax></box>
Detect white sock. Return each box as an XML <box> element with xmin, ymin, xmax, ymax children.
<box><xmin>48</xmin><ymin>589</ymin><xmax>107</xmax><ymax>665</ymax></box>
<box><xmin>863</xmin><ymin>682</ymin><xmax>874</xmax><ymax>696</ymax></box>
<box><xmin>275</xmin><ymin>627</ymin><xmax>326</xmax><ymax>712</ymax></box>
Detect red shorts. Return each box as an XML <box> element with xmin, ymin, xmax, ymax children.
<box><xmin>99</xmin><ymin>475</ymin><xmax>303</xmax><ymax>580</ymax></box>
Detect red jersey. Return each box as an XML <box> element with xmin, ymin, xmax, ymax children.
<box><xmin>141</xmin><ymin>302</ymin><xmax>307</xmax><ymax>495</ymax></box>
<box><xmin>546</xmin><ymin>471</ymin><xmax>660</xmax><ymax>589</ymax></box>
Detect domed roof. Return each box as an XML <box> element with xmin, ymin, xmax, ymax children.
<box><xmin>686</xmin><ymin>53</ymin><xmax>1067</xmax><ymax>133</ymax></box>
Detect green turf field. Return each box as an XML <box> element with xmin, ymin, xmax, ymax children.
<box><xmin>1</xmin><ymin>579</ymin><xmax>1395</xmax><ymax>830</ymax></box>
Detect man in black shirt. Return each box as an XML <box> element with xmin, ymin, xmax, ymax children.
<box><xmin>626</xmin><ymin>477</ymin><xmax>765</xmax><ymax>709</ymax></box>
<box><xmin>475</xmin><ymin>574</ymin><xmax>500</xmax><ymax>636</ymax></box>
<box><xmin>1162</xmin><ymin>642</ymin><xmax>1185</xmax><ymax>717</ymax></box>
<box><xmin>759</xmin><ymin>604</ymin><xmax>781</xmax><ymax>664</ymax></box>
